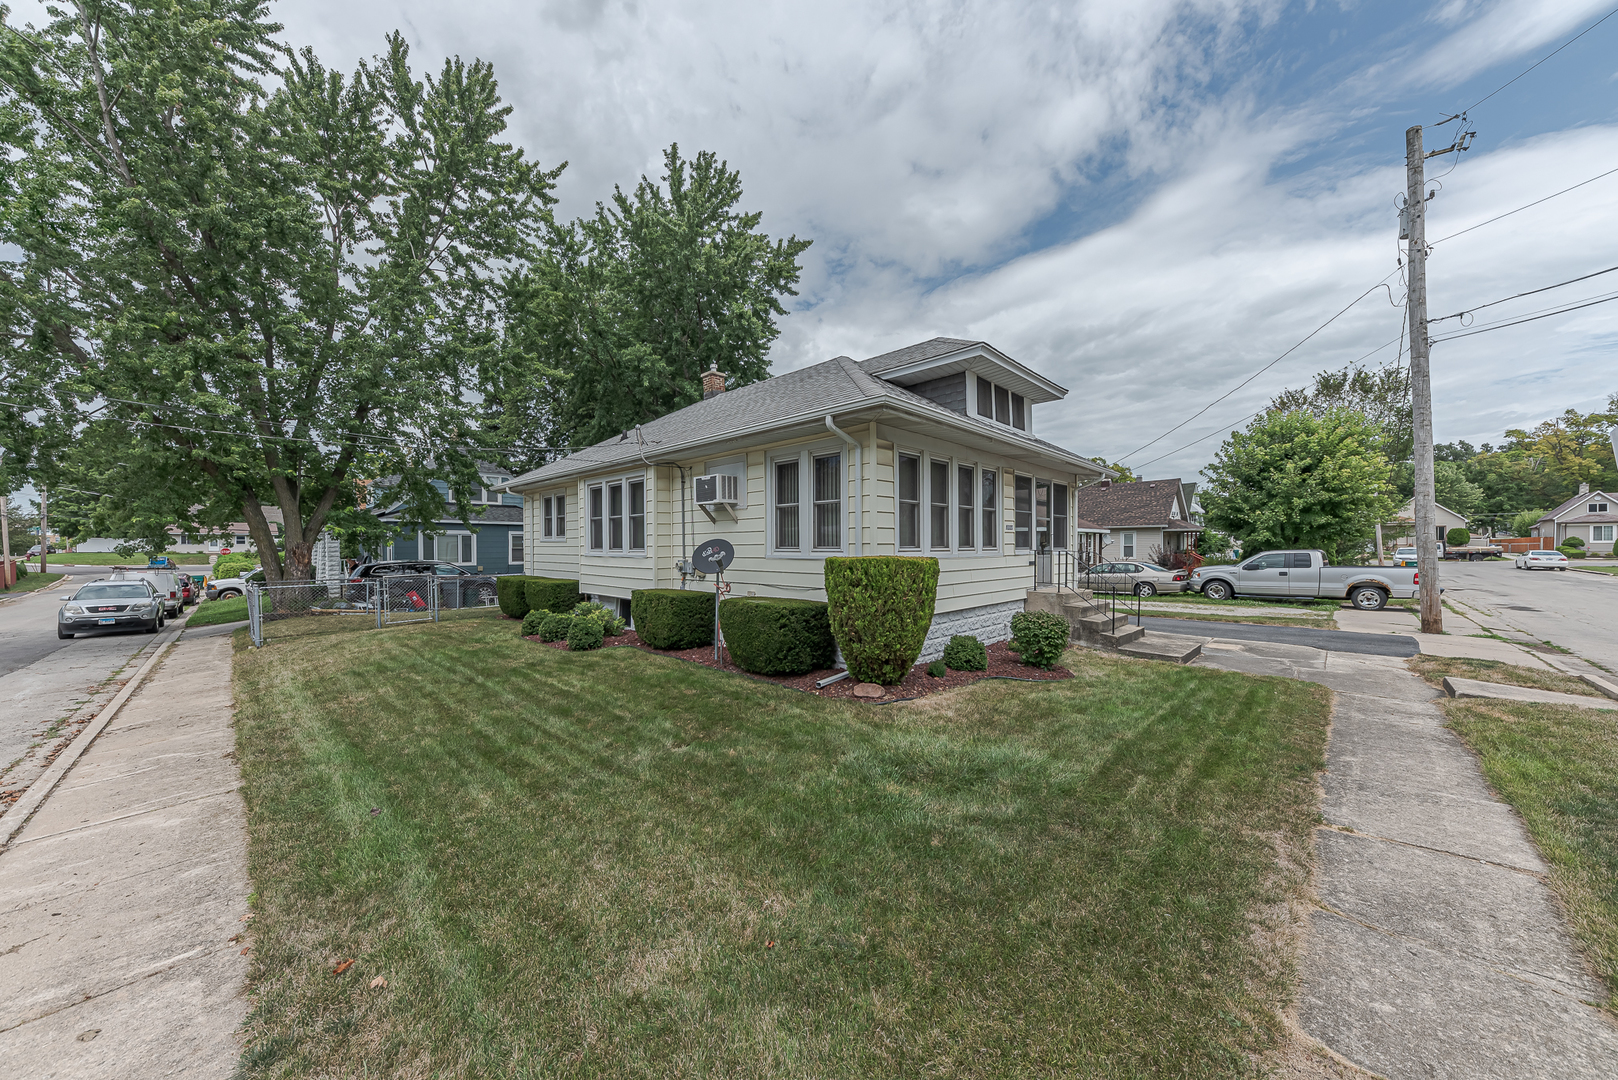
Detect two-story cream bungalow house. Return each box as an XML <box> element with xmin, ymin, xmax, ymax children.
<box><xmin>504</xmin><ymin>338</ymin><xmax>1113</xmax><ymax>659</ymax></box>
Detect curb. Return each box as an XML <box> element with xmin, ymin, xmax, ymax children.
<box><xmin>0</xmin><ymin>612</ymin><xmax>192</xmax><ymax>849</ymax></box>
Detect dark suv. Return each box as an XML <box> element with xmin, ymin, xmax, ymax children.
<box><xmin>347</xmin><ymin>561</ymin><xmax>499</xmax><ymax>607</ymax></box>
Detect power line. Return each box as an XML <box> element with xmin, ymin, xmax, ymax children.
<box><xmin>1430</xmin><ymin>263</ymin><xmax>1618</xmax><ymax>323</ymax></box>
<box><xmin>1430</xmin><ymin>165</ymin><xmax>1618</xmax><ymax>245</ymax></box>
<box><xmin>1117</xmin><ymin>270</ymin><xmax>1403</xmax><ymax>462</ymax></box>
<box><xmin>1430</xmin><ymin>290</ymin><xmax>1618</xmax><ymax>342</ymax></box>
<box><xmin>1460</xmin><ymin>5</ymin><xmax>1618</xmax><ymax>114</ymax></box>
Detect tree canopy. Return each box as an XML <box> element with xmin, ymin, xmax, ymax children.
<box><xmin>0</xmin><ymin>2</ymin><xmax>560</xmax><ymax>578</ymax></box>
<box><xmin>1270</xmin><ymin>362</ymin><xmax>1412</xmax><ymax>464</ymax></box>
<box><xmin>1200</xmin><ymin>408</ymin><xmax>1396</xmax><ymax>563</ymax></box>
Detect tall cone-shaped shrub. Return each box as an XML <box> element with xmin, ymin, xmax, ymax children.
<box><xmin>823</xmin><ymin>556</ymin><xmax>939</xmax><ymax>685</ymax></box>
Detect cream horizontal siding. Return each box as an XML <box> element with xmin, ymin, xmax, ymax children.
<box><xmin>524</xmin><ymin>488</ymin><xmax>582</xmax><ymax>580</ymax></box>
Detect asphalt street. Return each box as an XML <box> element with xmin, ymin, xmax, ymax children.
<box><xmin>1435</xmin><ymin>560</ymin><xmax>1618</xmax><ymax>671</ymax></box>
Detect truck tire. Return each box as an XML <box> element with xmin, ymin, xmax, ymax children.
<box><xmin>1203</xmin><ymin>580</ymin><xmax>1232</xmax><ymax>601</ymax></box>
<box><xmin>1349</xmin><ymin>586</ymin><xmax>1387</xmax><ymax>611</ymax></box>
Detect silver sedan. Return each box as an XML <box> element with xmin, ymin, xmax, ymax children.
<box><xmin>1084</xmin><ymin>561</ymin><xmax>1191</xmax><ymax>597</ymax></box>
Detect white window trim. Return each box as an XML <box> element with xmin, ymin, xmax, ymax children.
<box><xmin>508</xmin><ymin>531</ymin><xmax>524</xmax><ymax>564</ymax></box>
<box><xmin>1121</xmin><ymin>531</ymin><xmax>1136</xmax><ymax>559</ymax></box>
<box><xmin>540</xmin><ymin>490</ymin><xmax>570</xmax><ymax>542</ymax></box>
<box><xmin>584</xmin><ymin>472</ymin><xmax>649</xmax><ymax>557</ymax></box>
<box><xmin>421</xmin><ymin>530</ymin><xmax>476</xmax><ymax>566</ymax></box>
<box><xmin>768</xmin><ymin>442</ymin><xmax>846</xmax><ymax>558</ymax></box>
<box><xmin>969</xmin><ymin>373</ymin><xmax>1030</xmax><ymax>434</ymax></box>
<box><xmin>895</xmin><ymin>446</ymin><xmax>1004</xmax><ymax>557</ymax></box>
<box><xmin>1592</xmin><ymin>524</ymin><xmax>1615</xmax><ymax>543</ymax></box>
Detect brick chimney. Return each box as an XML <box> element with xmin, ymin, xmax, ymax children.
<box><xmin>701</xmin><ymin>366</ymin><xmax>726</xmax><ymax>400</ymax></box>
<box><xmin>1096</xmin><ymin>479</ymin><xmax>1111</xmax><ymax>489</ymax></box>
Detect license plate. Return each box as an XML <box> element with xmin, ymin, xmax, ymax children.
<box><xmin>98</xmin><ymin>618</ymin><xmax>116</xmax><ymax>625</ymax></box>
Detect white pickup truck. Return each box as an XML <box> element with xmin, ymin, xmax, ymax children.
<box><xmin>1187</xmin><ymin>550</ymin><xmax>1421</xmax><ymax>610</ymax></box>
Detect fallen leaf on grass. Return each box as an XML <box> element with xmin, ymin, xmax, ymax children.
<box><xmin>332</xmin><ymin>959</ymin><xmax>354</xmax><ymax>976</ymax></box>
<box><xmin>766</xmin><ymin>941</ymin><xmax>775</xmax><ymax>949</ymax></box>
<box><xmin>369</xmin><ymin>976</ymin><xmax>387</xmax><ymax>989</ymax></box>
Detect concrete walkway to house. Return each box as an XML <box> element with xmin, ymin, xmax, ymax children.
<box><xmin>0</xmin><ymin>623</ymin><xmax>247</xmax><ymax>1078</ymax></box>
<box><xmin>1193</xmin><ymin>638</ymin><xmax>1618</xmax><ymax>1078</ymax></box>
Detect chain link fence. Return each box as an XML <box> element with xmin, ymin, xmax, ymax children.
<box><xmin>247</xmin><ymin>573</ymin><xmax>501</xmax><ymax>646</ymax></box>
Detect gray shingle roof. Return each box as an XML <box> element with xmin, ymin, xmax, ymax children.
<box><xmin>1540</xmin><ymin>490</ymin><xmax>1615</xmax><ymax>523</ymax></box>
<box><xmin>506</xmin><ymin>343</ymin><xmax>1106</xmax><ymax>490</ymax></box>
<box><xmin>1069</xmin><ymin>478</ymin><xmax>1197</xmax><ymax>529</ymax></box>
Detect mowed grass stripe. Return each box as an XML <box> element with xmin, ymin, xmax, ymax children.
<box><xmin>234</xmin><ymin>617</ymin><xmax>1328</xmax><ymax>1077</ymax></box>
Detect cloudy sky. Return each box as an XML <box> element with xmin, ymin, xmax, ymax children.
<box><xmin>41</xmin><ymin>0</ymin><xmax>1618</xmax><ymax>481</ymax></box>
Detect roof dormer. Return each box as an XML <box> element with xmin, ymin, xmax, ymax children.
<box><xmin>860</xmin><ymin>338</ymin><xmax>1066</xmax><ymax>430</ymax></box>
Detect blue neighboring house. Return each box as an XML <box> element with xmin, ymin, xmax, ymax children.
<box><xmin>373</xmin><ymin>464</ymin><xmax>525</xmax><ymax>575</ymax></box>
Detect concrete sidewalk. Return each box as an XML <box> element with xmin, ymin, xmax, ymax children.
<box><xmin>1195</xmin><ymin>639</ymin><xmax>1618</xmax><ymax>1078</ymax></box>
<box><xmin>0</xmin><ymin>624</ymin><xmax>247</xmax><ymax>1078</ymax></box>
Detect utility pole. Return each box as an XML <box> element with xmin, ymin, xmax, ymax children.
<box><xmin>0</xmin><ymin>449</ymin><xmax>11</xmax><ymax>588</ymax></box>
<box><xmin>38</xmin><ymin>485</ymin><xmax>48</xmax><ymax>576</ymax></box>
<box><xmin>1405</xmin><ymin>125</ymin><xmax>1441</xmax><ymax>634</ymax></box>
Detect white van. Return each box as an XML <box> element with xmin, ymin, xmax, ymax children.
<box><xmin>109</xmin><ymin>570</ymin><xmax>184</xmax><ymax>618</ymax></box>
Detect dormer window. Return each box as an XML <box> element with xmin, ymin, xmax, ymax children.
<box><xmin>975</xmin><ymin>375</ymin><xmax>1026</xmax><ymax>430</ymax></box>
<box><xmin>1591</xmin><ymin>502</ymin><xmax>1609</xmax><ymax>514</ymax></box>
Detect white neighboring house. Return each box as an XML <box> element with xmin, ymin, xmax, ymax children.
<box><xmin>503</xmin><ymin>337</ymin><xmax>1114</xmax><ymax>660</ymax></box>
<box><xmin>1533</xmin><ymin>485</ymin><xmax>1617</xmax><ymax>554</ymax></box>
<box><xmin>1391</xmin><ymin>498</ymin><xmax>1471</xmax><ymax>548</ymax></box>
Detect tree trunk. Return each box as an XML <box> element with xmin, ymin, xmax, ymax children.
<box><xmin>282</xmin><ymin>539</ymin><xmax>314</xmax><ymax>581</ymax></box>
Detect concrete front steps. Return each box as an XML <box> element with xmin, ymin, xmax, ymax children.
<box><xmin>1025</xmin><ymin>588</ymin><xmax>1203</xmax><ymax>664</ymax></box>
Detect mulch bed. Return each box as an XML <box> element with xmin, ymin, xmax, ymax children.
<box><xmin>517</xmin><ymin>624</ymin><xmax>1070</xmax><ymax>703</ymax></box>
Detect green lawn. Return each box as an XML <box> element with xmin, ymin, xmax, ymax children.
<box><xmin>1445</xmin><ymin>700</ymin><xmax>1618</xmax><ymax>1007</ymax></box>
<box><xmin>1408</xmin><ymin>655</ymin><xmax>1602</xmax><ymax>698</ymax></box>
<box><xmin>1128</xmin><ymin>592</ymin><xmax>1338</xmax><ymax>611</ymax></box>
<box><xmin>50</xmin><ymin>551</ymin><xmax>213</xmax><ymax>566</ymax></box>
<box><xmin>187</xmin><ymin>595</ymin><xmax>253</xmax><ymax>626</ymax></box>
<box><xmin>1576</xmin><ymin>566</ymin><xmax>1618</xmax><ymax>576</ymax></box>
<box><xmin>1</xmin><ymin>571</ymin><xmax>64</xmax><ymax>595</ymax></box>
<box><xmin>232</xmin><ymin>617</ymin><xmax>1331</xmax><ymax>1078</ymax></box>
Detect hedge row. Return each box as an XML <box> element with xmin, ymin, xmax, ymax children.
<box><xmin>719</xmin><ymin>597</ymin><xmax>836</xmax><ymax>675</ymax></box>
<box><xmin>631</xmin><ymin>588</ymin><xmax>715</xmax><ymax>650</ymax></box>
<box><xmin>497</xmin><ymin>575</ymin><xmax>581</xmax><ymax>619</ymax></box>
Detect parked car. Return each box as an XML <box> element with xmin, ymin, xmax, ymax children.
<box><xmin>27</xmin><ymin>544</ymin><xmax>57</xmax><ymax>557</ymax></box>
<box><xmin>1083</xmin><ymin>561</ymin><xmax>1191</xmax><ymax>597</ymax></box>
<box><xmin>347</xmin><ymin>561</ymin><xmax>500</xmax><ymax>607</ymax></box>
<box><xmin>1393</xmin><ymin>547</ymin><xmax>1418</xmax><ymax>567</ymax></box>
<box><xmin>1188</xmin><ymin>549</ymin><xmax>1423</xmax><ymax>610</ymax></box>
<box><xmin>108</xmin><ymin>569</ymin><xmax>184</xmax><ymax>618</ymax></box>
<box><xmin>207</xmin><ymin>567</ymin><xmax>265</xmax><ymax>600</ymax></box>
<box><xmin>58</xmin><ymin>580</ymin><xmax>165</xmax><ymax>638</ymax></box>
<box><xmin>1514</xmin><ymin>549</ymin><xmax>1569</xmax><ymax>571</ymax></box>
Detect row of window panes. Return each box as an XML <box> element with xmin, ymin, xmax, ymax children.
<box><xmin>1013</xmin><ymin>476</ymin><xmax>1069</xmax><ymax>552</ymax></box>
<box><xmin>774</xmin><ymin>453</ymin><xmax>842</xmax><ymax>550</ymax></box>
<box><xmin>541</xmin><ymin>494</ymin><xmax>567</xmax><ymax>538</ymax></box>
<box><xmin>897</xmin><ymin>454</ymin><xmax>997</xmax><ymax>550</ymax></box>
<box><xmin>588</xmin><ymin>480</ymin><xmax>646</xmax><ymax>552</ymax></box>
<box><xmin>975</xmin><ymin>375</ymin><xmax>1026</xmax><ymax>430</ymax></box>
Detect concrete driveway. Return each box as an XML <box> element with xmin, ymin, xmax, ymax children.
<box><xmin>1432</xmin><ymin>560</ymin><xmax>1618</xmax><ymax>671</ymax></box>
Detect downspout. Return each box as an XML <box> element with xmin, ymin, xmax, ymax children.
<box><xmin>824</xmin><ymin>416</ymin><xmax>862</xmax><ymax>557</ymax></box>
<box><xmin>637</xmin><ymin>424</ymin><xmax>689</xmax><ymax>588</ymax></box>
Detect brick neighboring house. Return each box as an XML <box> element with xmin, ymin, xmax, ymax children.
<box><xmin>1069</xmin><ymin>478</ymin><xmax>1201</xmax><ymax>563</ymax></box>
<box><xmin>1534</xmin><ymin>485</ymin><xmax>1617</xmax><ymax>554</ymax></box>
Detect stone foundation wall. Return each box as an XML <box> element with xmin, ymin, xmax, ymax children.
<box><xmin>918</xmin><ymin>599</ymin><xmax>1025</xmax><ymax>662</ymax></box>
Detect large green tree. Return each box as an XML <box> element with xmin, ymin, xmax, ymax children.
<box><xmin>503</xmin><ymin>144</ymin><xmax>811</xmax><ymax>450</ymax></box>
<box><xmin>1270</xmin><ymin>362</ymin><xmax>1413</xmax><ymax>464</ymax></box>
<box><xmin>0</xmin><ymin>2</ymin><xmax>558</xmax><ymax>579</ymax></box>
<box><xmin>1200</xmin><ymin>408</ymin><xmax>1396</xmax><ymax>563</ymax></box>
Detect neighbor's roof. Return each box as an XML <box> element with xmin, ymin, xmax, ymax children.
<box><xmin>1554</xmin><ymin>512</ymin><xmax>1618</xmax><ymax>524</ymax></box>
<box><xmin>1539</xmin><ymin>490</ymin><xmax>1616</xmax><ymax>522</ymax></box>
<box><xmin>1069</xmin><ymin>478</ymin><xmax>1197</xmax><ymax>529</ymax></box>
<box><xmin>504</xmin><ymin>342</ymin><xmax>1108</xmax><ymax>490</ymax></box>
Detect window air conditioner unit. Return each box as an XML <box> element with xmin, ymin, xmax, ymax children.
<box><xmin>695</xmin><ymin>472</ymin><xmax>740</xmax><ymax>506</ymax></box>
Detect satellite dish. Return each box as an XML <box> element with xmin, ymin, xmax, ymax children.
<box><xmin>692</xmin><ymin>538</ymin><xmax>735</xmax><ymax>575</ymax></box>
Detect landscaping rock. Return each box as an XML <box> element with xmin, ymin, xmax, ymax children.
<box><xmin>852</xmin><ymin>682</ymin><xmax>886</xmax><ymax>699</ymax></box>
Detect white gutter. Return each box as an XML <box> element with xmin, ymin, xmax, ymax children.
<box><xmin>824</xmin><ymin>415</ymin><xmax>863</xmax><ymax>557</ymax></box>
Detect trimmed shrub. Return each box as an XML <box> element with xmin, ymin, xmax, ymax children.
<box><xmin>631</xmin><ymin>588</ymin><xmax>715</xmax><ymax>650</ymax></box>
<box><xmin>498</xmin><ymin>576</ymin><xmax>533</xmax><ymax>619</ymax></box>
<box><xmin>927</xmin><ymin>659</ymin><xmax>946</xmax><ymax>678</ymax></box>
<box><xmin>572</xmin><ymin>600</ymin><xmax>626</xmax><ymax>636</ymax></box>
<box><xmin>1558</xmin><ymin>547</ymin><xmax>1587</xmax><ymax>559</ymax></box>
<box><xmin>824</xmin><ymin>556</ymin><xmax>939</xmax><ymax>686</ymax></box>
<box><xmin>1009</xmin><ymin>610</ymin><xmax>1069</xmax><ymax>670</ymax></box>
<box><xmin>1563</xmin><ymin>535</ymin><xmax>1585</xmax><ymax>549</ymax></box>
<box><xmin>526</xmin><ymin>577</ymin><xmax>581</xmax><ymax>614</ymax></box>
<box><xmin>520</xmin><ymin>610</ymin><xmax>546</xmax><ymax>637</ymax></box>
<box><xmin>539</xmin><ymin>612</ymin><xmax>573</xmax><ymax>641</ymax></box>
<box><xmin>943</xmin><ymin>634</ymin><xmax>988</xmax><ymax>672</ymax></box>
<box><xmin>567</xmin><ymin>615</ymin><xmax>604</xmax><ymax>651</ymax></box>
<box><xmin>719</xmin><ymin>597</ymin><xmax>836</xmax><ymax>676</ymax></box>
<box><xmin>1446</xmin><ymin>528</ymin><xmax>1471</xmax><ymax>548</ymax></box>
<box><xmin>213</xmin><ymin>554</ymin><xmax>257</xmax><ymax>579</ymax></box>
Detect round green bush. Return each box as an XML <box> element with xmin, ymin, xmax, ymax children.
<box><xmin>1558</xmin><ymin>547</ymin><xmax>1587</xmax><ymax>559</ymax></box>
<box><xmin>567</xmin><ymin>615</ymin><xmax>604</xmax><ymax>651</ymax></box>
<box><xmin>718</xmin><ymin>597</ymin><xmax>835</xmax><ymax>675</ymax></box>
<box><xmin>498</xmin><ymin>576</ymin><xmax>534</xmax><ymax>619</ymax></box>
<box><xmin>926</xmin><ymin>659</ymin><xmax>946</xmax><ymax>678</ymax></box>
<box><xmin>520</xmin><ymin>610</ymin><xmax>546</xmax><ymax>637</ymax></box>
<box><xmin>1562</xmin><ymin>535</ymin><xmax>1585</xmax><ymax>549</ymax></box>
<box><xmin>1446</xmin><ymin>528</ymin><xmax>1471</xmax><ymax>548</ymax></box>
<box><xmin>572</xmin><ymin>600</ymin><xmax>627</xmax><ymax>636</ymax></box>
<box><xmin>213</xmin><ymin>554</ymin><xmax>257</xmax><ymax>579</ymax></box>
<box><xmin>1009</xmin><ymin>610</ymin><xmax>1070</xmax><ymax>670</ymax></box>
<box><xmin>942</xmin><ymin>634</ymin><xmax>988</xmax><ymax>672</ymax></box>
<box><xmin>631</xmin><ymin>588</ymin><xmax>715</xmax><ymax>650</ymax></box>
<box><xmin>539</xmin><ymin>612</ymin><xmax>573</xmax><ymax>642</ymax></box>
<box><xmin>824</xmin><ymin>556</ymin><xmax>940</xmax><ymax>685</ymax></box>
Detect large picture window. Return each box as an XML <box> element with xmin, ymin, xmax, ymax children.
<box><xmin>587</xmin><ymin>476</ymin><xmax>647</xmax><ymax>553</ymax></box>
<box><xmin>898</xmin><ymin>453</ymin><xmax>920</xmax><ymax>550</ymax></box>
<box><xmin>421</xmin><ymin>532</ymin><xmax>474</xmax><ymax>565</ymax></box>
<box><xmin>1014</xmin><ymin>475</ymin><xmax>1033</xmax><ymax>551</ymax></box>
<box><xmin>929</xmin><ymin>459</ymin><xmax>949</xmax><ymax>550</ymax></box>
